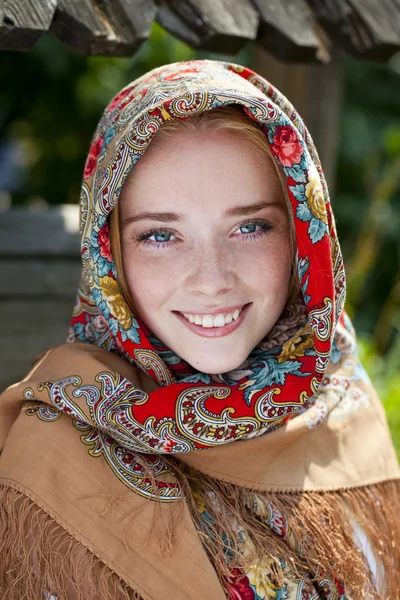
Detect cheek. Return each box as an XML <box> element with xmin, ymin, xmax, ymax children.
<box><xmin>234</xmin><ymin>238</ymin><xmax>292</xmax><ymax>296</ymax></box>
<box><xmin>122</xmin><ymin>251</ymin><xmax>179</xmax><ymax>315</ymax></box>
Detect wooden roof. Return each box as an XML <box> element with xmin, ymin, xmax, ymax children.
<box><xmin>0</xmin><ymin>0</ymin><xmax>400</xmax><ymax>62</ymax></box>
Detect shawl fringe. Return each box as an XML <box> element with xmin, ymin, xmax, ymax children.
<box><xmin>2</xmin><ymin>477</ymin><xmax>400</xmax><ymax>599</ymax></box>
<box><xmin>180</xmin><ymin>467</ymin><xmax>400</xmax><ymax>599</ymax></box>
<box><xmin>0</xmin><ymin>484</ymin><xmax>142</xmax><ymax>600</ymax></box>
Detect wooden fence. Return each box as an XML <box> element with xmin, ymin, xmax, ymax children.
<box><xmin>0</xmin><ymin>205</ymin><xmax>81</xmax><ymax>392</ymax></box>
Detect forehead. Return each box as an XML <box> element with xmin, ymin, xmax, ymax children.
<box><xmin>120</xmin><ymin>127</ymin><xmax>284</xmax><ymax>212</ymax></box>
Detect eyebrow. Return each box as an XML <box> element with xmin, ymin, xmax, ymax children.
<box><xmin>122</xmin><ymin>202</ymin><xmax>282</xmax><ymax>226</ymax></box>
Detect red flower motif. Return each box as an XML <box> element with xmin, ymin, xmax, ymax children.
<box><xmin>84</xmin><ymin>136</ymin><xmax>104</xmax><ymax>179</ymax></box>
<box><xmin>98</xmin><ymin>222</ymin><xmax>112</xmax><ymax>262</ymax></box>
<box><xmin>272</xmin><ymin>125</ymin><xmax>303</xmax><ymax>167</ymax></box>
<box><xmin>108</xmin><ymin>86</ymin><xmax>133</xmax><ymax>111</ymax></box>
<box><xmin>228</xmin><ymin>570</ymin><xmax>255</xmax><ymax>600</ymax></box>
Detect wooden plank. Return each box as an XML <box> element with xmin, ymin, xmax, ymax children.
<box><xmin>0</xmin><ymin>299</ymin><xmax>73</xmax><ymax>392</ymax></box>
<box><xmin>253</xmin><ymin>0</ymin><xmax>329</xmax><ymax>63</ymax></box>
<box><xmin>0</xmin><ymin>206</ymin><xmax>79</xmax><ymax>257</ymax></box>
<box><xmin>0</xmin><ymin>0</ymin><xmax>399</xmax><ymax>61</ymax></box>
<box><xmin>0</xmin><ymin>259</ymin><xmax>81</xmax><ymax>298</ymax></box>
<box><xmin>0</xmin><ymin>0</ymin><xmax>56</xmax><ymax>51</ymax></box>
<box><xmin>156</xmin><ymin>0</ymin><xmax>259</xmax><ymax>54</ymax></box>
<box><xmin>307</xmin><ymin>0</ymin><xmax>400</xmax><ymax>61</ymax></box>
<box><xmin>50</xmin><ymin>0</ymin><xmax>156</xmax><ymax>56</ymax></box>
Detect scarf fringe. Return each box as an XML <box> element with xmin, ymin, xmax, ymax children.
<box><xmin>0</xmin><ymin>484</ymin><xmax>142</xmax><ymax>600</ymax></box>
<box><xmin>180</xmin><ymin>468</ymin><xmax>400</xmax><ymax>599</ymax></box>
<box><xmin>2</xmin><ymin>476</ymin><xmax>400</xmax><ymax>599</ymax></box>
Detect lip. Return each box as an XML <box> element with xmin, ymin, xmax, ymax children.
<box><xmin>174</xmin><ymin>303</ymin><xmax>251</xmax><ymax>338</ymax></box>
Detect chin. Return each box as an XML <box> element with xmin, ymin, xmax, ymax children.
<box><xmin>185</xmin><ymin>351</ymin><xmax>249</xmax><ymax>376</ymax></box>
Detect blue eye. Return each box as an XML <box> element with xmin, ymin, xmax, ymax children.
<box><xmin>150</xmin><ymin>231</ymin><xmax>172</xmax><ymax>243</ymax></box>
<box><xmin>136</xmin><ymin>228</ymin><xmax>177</xmax><ymax>250</ymax></box>
<box><xmin>239</xmin><ymin>223</ymin><xmax>258</xmax><ymax>234</ymax></box>
<box><xmin>235</xmin><ymin>221</ymin><xmax>272</xmax><ymax>238</ymax></box>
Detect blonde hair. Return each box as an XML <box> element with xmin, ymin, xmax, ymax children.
<box><xmin>110</xmin><ymin>106</ymin><xmax>299</xmax><ymax>311</ymax></box>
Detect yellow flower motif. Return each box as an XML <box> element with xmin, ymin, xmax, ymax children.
<box><xmin>242</xmin><ymin>538</ymin><xmax>277</xmax><ymax>597</ymax></box>
<box><xmin>100</xmin><ymin>275</ymin><xmax>132</xmax><ymax>330</ymax></box>
<box><xmin>247</xmin><ymin>557</ymin><xmax>279</xmax><ymax>599</ymax></box>
<box><xmin>278</xmin><ymin>324</ymin><xmax>314</xmax><ymax>364</ymax></box>
<box><xmin>305</xmin><ymin>169</ymin><xmax>327</xmax><ymax>224</ymax></box>
<box><xmin>191</xmin><ymin>490</ymin><xmax>206</xmax><ymax>513</ymax></box>
<box><xmin>100</xmin><ymin>274</ymin><xmax>120</xmax><ymax>296</ymax></box>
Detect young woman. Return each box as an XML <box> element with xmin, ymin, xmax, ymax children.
<box><xmin>1</xmin><ymin>59</ymin><xmax>399</xmax><ymax>600</ymax></box>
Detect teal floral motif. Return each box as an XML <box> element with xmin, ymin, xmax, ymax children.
<box><xmin>282</xmin><ymin>163</ymin><xmax>307</xmax><ymax>184</ymax></box>
<box><xmin>289</xmin><ymin>163</ymin><xmax>328</xmax><ymax>244</ymax></box>
<box><xmin>92</xmin><ymin>286</ymin><xmax>108</xmax><ymax>317</ymax></box>
<box><xmin>329</xmin><ymin>342</ymin><xmax>342</xmax><ymax>366</ymax></box>
<box><xmin>104</xmin><ymin>125</ymin><xmax>116</xmax><ymax>145</ymax></box>
<box><xmin>148</xmin><ymin>336</ymin><xmax>181</xmax><ymax>365</ymax></box>
<box><xmin>221</xmin><ymin>347</ymin><xmax>309</xmax><ymax>407</ymax></box>
<box><xmin>297</xmin><ymin>255</ymin><xmax>311</xmax><ymax>306</ymax></box>
<box><xmin>182</xmin><ymin>373</ymin><xmax>212</xmax><ymax>384</ymax></box>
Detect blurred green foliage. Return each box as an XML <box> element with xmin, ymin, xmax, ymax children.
<box><xmin>0</xmin><ymin>24</ymin><xmax>399</xmax><ymax>451</ymax></box>
<box><xmin>359</xmin><ymin>336</ymin><xmax>400</xmax><ymax>454</ymax></box>
<box><xmin>332</xmin><ymin>56</ymin><xmax>400</xmax><ymax>453</ymax></box>
<box><xmin>335</xmin><ymin>57</ymin><xmax>400</xmax><ymax>341</ymax></box>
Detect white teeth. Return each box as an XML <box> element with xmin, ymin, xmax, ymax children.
<box><xmin>202</xmin><ymin>314</ymin><xmax>214</xmax><ymax>328</ymax></box>
<box><xmin>213</xmin><ymin>314</ymin><xmax>225</xmax><ymax>328</ymax></box>
<box><xmin>181</xmin><ymin>307</ymin><xmax>244</xmax><ymax>328</ymax></box>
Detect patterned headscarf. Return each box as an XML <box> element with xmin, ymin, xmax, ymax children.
<box><xmin>69</xmin><ymin>59</ymin><xmax>345</xmax><ymax>456</ymax></box>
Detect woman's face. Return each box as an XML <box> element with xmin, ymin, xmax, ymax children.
<box><xmin>119</xmin><ymin>128</ymin><xmax>292</xmax><ymax>374</ymax></box>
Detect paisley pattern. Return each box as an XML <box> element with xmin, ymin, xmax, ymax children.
<box><xmin>73</xmin><ymin>420</ymin><xmax>181</xmax><ymax>501</ymax></box>
<box><xmin>308</xmin><ymin>298</ymin><xmax>334</xmax><ymax>343</ymax></box>
<box><xmin>26</xmin><ymin>60</ymin><xmax>371</xmax><ymax>598</ymax></box>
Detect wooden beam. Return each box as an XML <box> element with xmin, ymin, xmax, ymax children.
<box><xmin>306</xmin><ymin>0</ymin><xmax>400</xmax><ymax>61</ymax></box>
<box><xmin>0</xmin><ymin>206</ymin><xmax>79</xmax><ymax>257</ymax></box>
<box><xmin>253</xmin><ymin>0</ymin><xmax>330</xmax><ymax>63</ymax></box>
<box><xmin>0</xmin><ymin>259</ymin><xmax>80</xmax><ymax>298</ymax></box>
<box><xmin>50</xmin><ymin>0</ymin><xmax>156</xmax><ymax>56</ymax></box>
<box><xmin>0</xmin><ymin>0</ymin><xmax>56</xmax><ymax>51</ymax></box>
<box><xmin>0</xmin><ymin>0</ymin><xmax>399</xmax><ymax>62</ymax></box>
<box><xmin>1</xmin><ymin>300</ymin><xmax>74</xmax><ymax>391</ymax></box>
<box><xmin>156</xmin><ymin>0</ymin><xmax>259</xmax><ymax>54</ymax></box>
<box><xmin>0</xmin><ymin>205</ymin><xmax>81</xmax><ymax>392</ymax></box>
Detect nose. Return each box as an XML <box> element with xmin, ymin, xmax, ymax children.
<box><xmin>184</xmin><ymin>242</ymin><xmax>236</xmax><ymax>298</ymax></box>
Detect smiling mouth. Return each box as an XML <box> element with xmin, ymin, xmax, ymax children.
<box><xmin>174</xmin><ymin>304</ymin><xmax>251</xmax><ymax>338</ymax></box>
<box><xmin>181</xmin><ymin>307</ymin><xmax>244</xmax><ymax>328</ymax></box>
